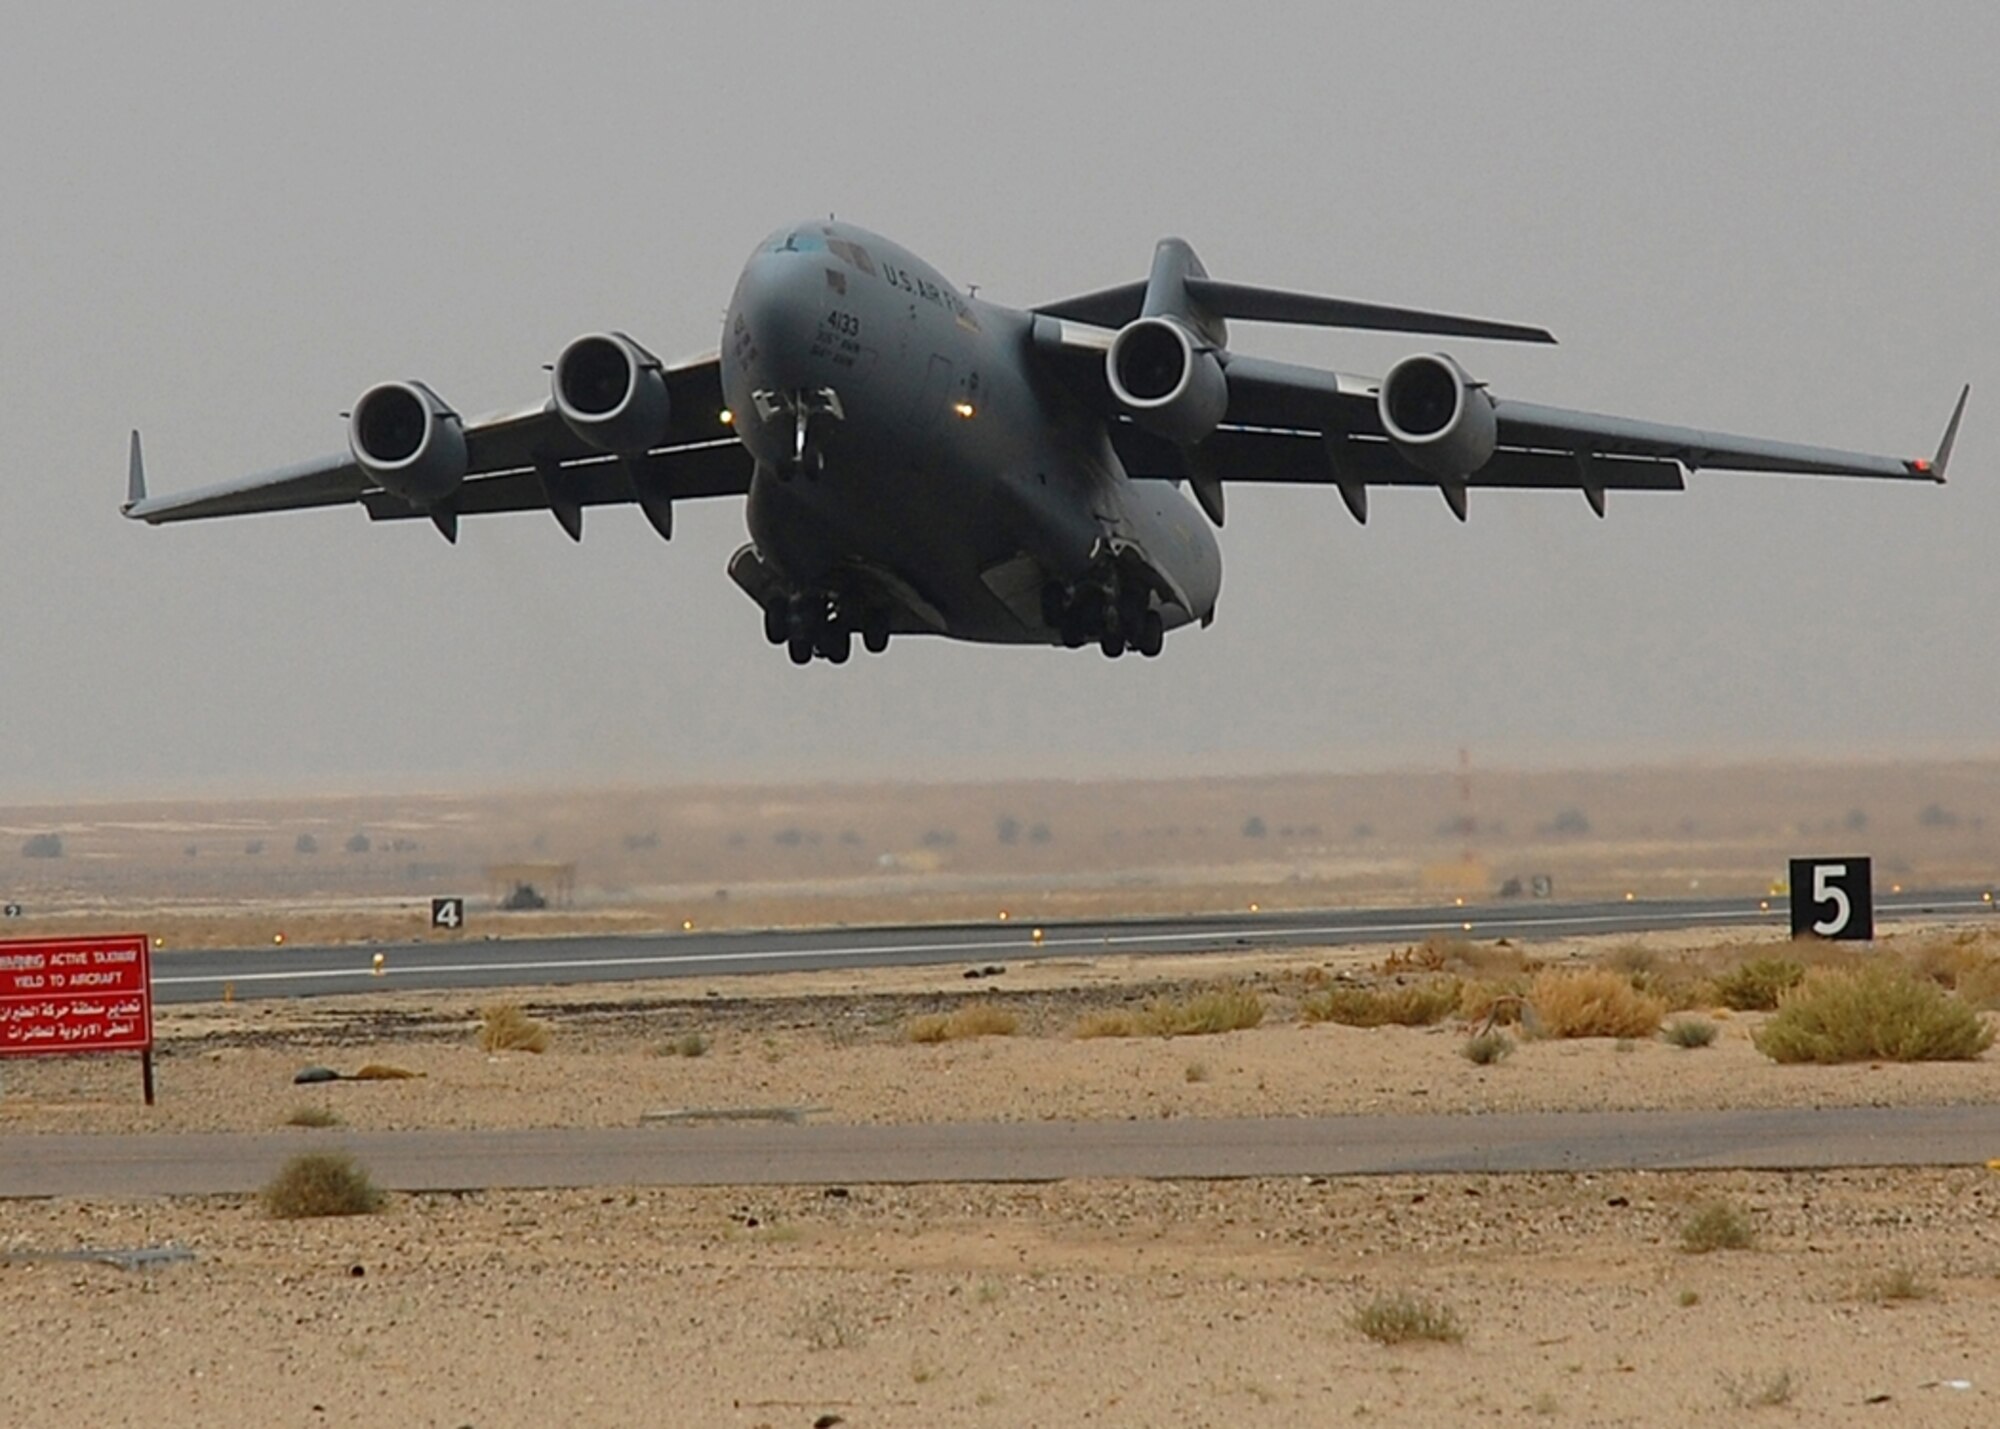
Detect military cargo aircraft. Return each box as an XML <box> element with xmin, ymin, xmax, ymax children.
<box><xmin>123</xmin><ymin>221</ymin><xmax>1967</xmax><ymax>663</ymax></box>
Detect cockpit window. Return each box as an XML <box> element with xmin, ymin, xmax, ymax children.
<box><xmin>764</xmin><ymin>228</ymin><xmax>828</xmax><ymax>255</ymax></box>
<box><xmin>826</xmin><ymin>238</ymin><xmax>877</xmax><ymax>277</ymax></box>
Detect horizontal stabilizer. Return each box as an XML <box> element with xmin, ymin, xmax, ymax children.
<box><xmin>1036</xmin><ymin>275</ymin><xmax>1554</xmax><ymax>345</ymax></box>
<box><xmin>1184</xmin><ymin>278</ymin><xmax>1556</xmax><ymax>345</ymax></box>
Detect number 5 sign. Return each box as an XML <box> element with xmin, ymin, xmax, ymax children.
<box><xmin>1788</xmin><ymin>857</ymin><xmax>1873</xmax><ymax>941</ymax></box>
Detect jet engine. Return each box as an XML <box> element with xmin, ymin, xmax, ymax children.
<box><xmin>348</xmin><ymin>381</ymin><xmax>468</xmax><ymax>505</ymax></box>
<box><xmin>1378</xmin><ymin>353</ymin><xmax>1497</xmax><ymax>479</ymax></box>
<box><xmin>553</xmin><ymin>331</ymin><xmax>672</xmax><ymax>453</ymax></box>
<box><xmin>1106</xmin><ymin>317</ymin><xmax>1228</xmax><ymax>445</ymax></box>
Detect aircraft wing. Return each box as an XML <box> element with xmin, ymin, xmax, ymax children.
<box><xmin>1039</xmin><ymin>319</ymin><xmax>1963</xmax><ymax>519</ymax></box>
<box><xmin>123</xmin><ymin>352</ymin><xmax>749</xmax><ymax>540</ymax></box>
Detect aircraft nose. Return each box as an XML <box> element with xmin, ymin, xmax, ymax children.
<box><xmin>731</xmin><ymin>248</ymin><xmax>825</xmax><ymax>391</ymax></box>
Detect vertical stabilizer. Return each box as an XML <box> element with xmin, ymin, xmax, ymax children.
<box><xmin>1139</xmin><ymin>238</ymin><xmax>1228</xmax><ymax>350</ymax></box>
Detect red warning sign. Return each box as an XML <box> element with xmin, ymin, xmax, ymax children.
<box><xmin>0</xmin><ymin>934</ymin><xmax>153</xmax><ymax>1056</ymax></box>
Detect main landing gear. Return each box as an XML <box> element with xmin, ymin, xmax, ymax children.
<box><xmin>764</xmin><ymin>590</ymin><xmax>891</xmax><ymax>664</ymax></box>
<box><xmin>1043</xmin><ymin>577</ymin><xmax>1164</xmax><ymax>659</ymax></box>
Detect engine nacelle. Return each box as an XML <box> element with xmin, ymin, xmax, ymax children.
<box><xmin>348</xmin><ymin>381</ymin><xmax>467</xmax><ymax>505</ymax></box>
<box><xmin>1378</xmin><ymin>353</ymin><xmax>1497</xmax><ymax>479</ymax></box>
<box><xmin>553</xmin><ymin>331</ymin><xmax>672</xmax><ymax>454</ymax></box>
<box><xmin>1105</xmin><ymin>316</ymin><xmax>1228</xmax><ymax>446</ymax></box>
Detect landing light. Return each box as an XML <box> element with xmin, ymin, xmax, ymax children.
<box><xmin>1031</xmin><ymin>927</ymin><xmax>1045</xmax><ymax>945</ymax></box>
<box><xmin>1624</xmin><ymin>891</ymin><xmax>1635</xmax><ymax>902</ymax></box>
<box><xmin>683</xmin><ymin>919</ymin><xmax>695</xmax><ymax>931</ymax></box>
<box><xmin>998</xmin><ymin>910</ymin><xmax>1010</xmax><ymax>921</ymax></box>
<box><xmin>952</xmin><ymin>401</ymin><xmax>976</xmax><ymax>418</ymax></box>
<box><xmin>273</xmin><ymin>933</ymin><xmax>285</xmax><ymax>945</ymax></box>
<box><xmin>1248</xmin><ymin>902</ymin><xmax>1260</xmax><ymax>913</ymax></box>
<box><xmin>718</xmin><ymin>408</ymin><xmax>734</xmax><ymax>426</ymax></box>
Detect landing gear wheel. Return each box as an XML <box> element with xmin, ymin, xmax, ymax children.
<box><xmin>1099</xmin><ymin>630</ymin><xmax>1126</xmax><ymax>659</ymax></box>
<box><xmin>763</xmin><ymin>602</ymin><xmax>788</xmax><ymax>646</ymax></box>
<box><xmin>1060</xmin><ymin>607</ymin><xmax>1090</xmax><ymax>649</ymax></box>
<box><xmin>1136</xmin><ymin>609</ymin><xmax>1164</xmax><ymax>658</ymax></box>
<box><xmin>862</xmin><ymin>610</ymin><xmax>891</xmax><ymax>654</ymax></box>
<box><xmin>818</xmin><ymin>623</ymin><xmax>852</xmax><ymax>664</ymax></box>
<box><xmin>787</xmin><ymin>633</ymin><xmax>814</xmax><ymax>665</ymax></box>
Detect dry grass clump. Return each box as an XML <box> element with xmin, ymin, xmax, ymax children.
<box><xmin>283</xmin><ymin>1105</ymin><xmax>340</xmax><ymax>1128</ymax></box>
<box><xmin>1680</xmin><ymin>1200</ymin><xmax>1755</xmax><ymax>1254</ymax></box>
<box><xmin>1458</xmin><ymin>978</ymin><xmax>1530</xmax><ymax>1027</ymax></box>
<box><xmin>1073</xmin><ymin>1008</ymin><xmax>1141</xmax><ymax>1039</ymax></box>
<box><xmin>478</xmin><ymin>1002</ymin><xmax>550</xmax><ymax>1054</ymax></box>
<box><xmin>1896</xmin><ymin>931</ymin><xmax>2000</xmax><ymax>1009</ymax></box>
<box><xmin>1719</xmin><ymin>1368</ymin><xmax>1795</xmax><ymax>1408</ymax></box>
<box><xmin>653</xmin><ymin>1031</ymin><xmax>710</xmax><ymax>1058</ymax></box>
<box><xmin>263</xmin><ymin>1152</ymin><xmax>384</xmax><ymax>1219</ymax></box>
<box><xmin>1351</xmin><ymin>1290</ymin><xmax>1464</xmax><ymax>1345</ymax></box>
<box><xmin>907</xmin><ymin>1002</ymin><xmax>1021</xmax><ymax>1042</ymax></box>
<box><xmin>1527</xmin><ymin>968</ymin><xmax>1665</xmax><ymax>1039</ymax></box>
<box><xmin>1753</xmin><ymin>963</ymin><xmax>1993</xmax><ymax>1064</ymax></box>
<box><xmin>1071</xmin><ymin>986</ymin><xmax>1265</xmax><ymax>1039</ymax></box>
<box><xmin>1859</xmin><ymin>1266</ymin><xmax>1935</xmax><ymax>1304</ymax></box>
<box><xmin>1382</xmin><ymin>936</ymin><xmax>1534</xmax><ymax>979</ymax></box>
<box><xmin>1712</xmin><ymin>958</ymin><xmax>1805</xmax><ymax>1011</ymax></box>
<box><xmin>1461</xmin><ymin>1030</ymin><xmax>1514</xmax><ymax>1065</ymax></box>
<box><xmin>350</xmin><ymin>1063</ymin><xmax>420</xmax><ymax>1080</ymax></box>
<box><xmin>1140</xmin><ymin>986</ymin><xmax>1265</xmax><ymax>1036</ymax></box>
<box><xmin>1662</xmin><ymin>1017</ymin><xmax>1719</xmax><ymax>1049</ymax></box>
<box><xmin>1301</xmin><ymin>978</ymin><xmax>1461</xmax><ymax>1027</ymax></box>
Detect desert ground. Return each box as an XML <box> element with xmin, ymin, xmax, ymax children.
<box><xmin>5</xmin><ymin>920</ymin><xmax>2000</xmax><ymax>1426</ymax></box>
<box><xmin>4</xmin><ymin>766</ymin><xmax>2000</xmax><ymax>1426</ymax></box>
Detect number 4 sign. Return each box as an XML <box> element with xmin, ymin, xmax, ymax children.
<box><xmin>430</xmin><ymin>897</ymin><xmax>465</xmax><ymax>931</ymax></box>
<box><xmin>1788</xmin><ymin>857</ymin><xmax>1873</xmax><ymax>941</ymax></box>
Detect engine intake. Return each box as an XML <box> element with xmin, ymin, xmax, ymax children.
<box><xmin>1378</xmin><ymin>353</ymin><xmax>1498</xmax><ymax>480</ymax></box>
<box><xmin>554</xmin><ymin>331</ymin><xmax>672</xmax><ymax>453</ymax></box>
<box><xmin>348</xmin><ymin>381</ymin><xmax>467</xmax><ymax>505</ymax></box>
<box><xmin>1106</xmin><ymin>317</ymin><xmax>1228</xmax><ymax>446</ymax></box>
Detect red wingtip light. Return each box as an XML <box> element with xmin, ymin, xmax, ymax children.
<box><xmin>1912</xmin><ymin>457</ymin><xmax>1932</xmax><ymax>474</ymax></box>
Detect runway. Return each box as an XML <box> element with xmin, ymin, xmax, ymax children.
<box><xmin>147</xmin><ymin>888</ymin><xmax>1995</xmax><ymax>1003</ymax></box>
<box><xmin>5</xmin><ymin>1105</ymin><xmax>1998</xmax><ymax>1197</ymax></box>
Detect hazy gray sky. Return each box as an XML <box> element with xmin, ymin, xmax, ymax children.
<box><xmin>1</xmin><ymin>1</ymin><xmax>1993</xmax><ymax>799</ymax></box>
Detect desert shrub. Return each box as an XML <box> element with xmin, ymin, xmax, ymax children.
<box><xmin>1461</xmin><ymin>1031</ymin><xmax>1513</xmax><ymax>1065</ymax></box>
<box><xmin>283</xmin><ymin>1105</ymin><xmax>340</xmax><ymax>1128</ymax></box>
<box><xmin>263</xmin><ymin>1152</ymin><xmax>384</xmax><ymax>1219</ymax></box>
<box><xmin>1955</xmin><ymin>959</ymin><xmax>2000</xmax><ymax>1011</ymax></box>
<box><xmin>1385</xmin><ymin>937</ymin><xmax>1532</xmax><ymax>979</ymax></box>
<box><xmin>1662</xmin><ymin>1017</ymin><xmax>1719</xmax><ymax>1049</ymax></box>
<box><xmin>1860</xmin><ymin>1266</ymin><xmax>1935</xmax><ymax>1304</ymax></box>
<box><xmin>1459</xmin><ymin>979</ymin><xmax>1529</xmax><ymax>1027</ymax></box>
<box><xmin>907</xmin><ymin>1002</ymin><xmax>1019</xmax><ymax>1043</ymax></box>
<box><xmin>1351</xmin><ymin>1291</ymin><xmax>1464</xmax><ymax>1345</ymax></box>
<box><xmin>1301</xmin><ymin>979</ymin><xmax>1461</xmax><ymax>1028</ymax></box>
<box><xmin>1072</xmin><ymin>1009</ymin><xmax>1140</xmax><ymax>1039</ymax></box>
<box><xmin>350</xmin><ymin>1063</ymin><xmax>419</xmax><ymax>1080</ymax></box>
<box><xmin>655</xmin><ymin>1031</ymin><xmax>710</xmax><ymax>1058</ymax></box>
<box><xmin>1680</xmin><ymin>1200</ymin><xmax>1755</xmax><ymax>1253</ymax></box>
<box><xmin>1753</xmin><ymin>964</ymin><xmax>1994</xmax><ymax>1064</ymax></box>
<box><xmin>1135</xmin><ymin>987</ymin><xmax>1265</xmax><ymax>1037</ymax></box>
<box><xmin>1713</xmin><ymin>958</ymin><xmax>1804</xmax><ymax>1011</ymax></box>
<box><xmin>1719</xmin><ymin>1369</ymin><xmax>1795</xmax><ymax>1409</ymax></box>
<box><xmin>478</xmin><ymin>1002</ymin><xmax>550</xmax><ymax>1054</ymax></box>
<box><xmin>1898</xmin><ymin>933</ymin><xmax>1992</xmax><ymax>988</ymax></box>
<box><xmin>1184</xmin><ymin>1060</ymin><xmax>1211</xmax><ymax>1083</ymax></box>
<box><xmin>1527</xmin><ymin>968</ymin><xmax>1665</xmax><ymax>1039</ymax></box>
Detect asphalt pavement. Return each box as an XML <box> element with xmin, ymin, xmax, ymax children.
<box><xmin>6</xmin><ymin>1105</ymin><xmax>1998</xmax><ymax>1197</ymax></box>
<box><xmin>146</xmin><ymin>890</ymin><xmax>1997</xmax><ymax>1003</ymax></box>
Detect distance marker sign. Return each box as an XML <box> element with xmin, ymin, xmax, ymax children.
<box><xmin>1788</xmin><ymin>857</ymin><xmax>1873</xmax><ymax>941</ymax></box>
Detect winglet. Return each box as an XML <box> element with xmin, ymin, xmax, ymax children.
<box><xmin>124</xmin><ymin>430</ymin><xmax>146</xmax><ymax>514</ymax></box>
<box><xmin>1912</xmin><ymin>384</ymin><xmax>1970</xmax><ymax>484</ymax></box>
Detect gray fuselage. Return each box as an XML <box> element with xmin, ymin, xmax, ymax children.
<box><xmin>717</xmin><ymin>221</ymin><xmax>1221</xmax><ymax>645</ymax></box>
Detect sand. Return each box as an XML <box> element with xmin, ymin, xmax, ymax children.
<box><xmin>4</xmin><ymin>926</ymin><xmax>2000</xmax><ymax>1426</ymax></box>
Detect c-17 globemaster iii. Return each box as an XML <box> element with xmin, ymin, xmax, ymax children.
<box><xmin>124</xmin><ymin>221</ymin><xmax>1967</xmax><ymax>664</ymax></box>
